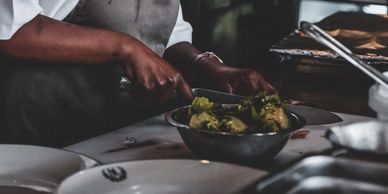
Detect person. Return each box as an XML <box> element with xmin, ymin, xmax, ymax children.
<box><xmin>0</xmin><ymin>0</ymin><xmax>275</xmax><ymax>147</ymax></box>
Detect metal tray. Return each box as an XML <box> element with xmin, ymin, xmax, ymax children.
<box><xmin>271</xmin><ymin>12</ymin><xmax>388</xmax><ymax>66</ymax></box>
<box><xmin>237</xmin><ymin>156</ymin><xmax>388</xmax><ymax>194</ymax></box>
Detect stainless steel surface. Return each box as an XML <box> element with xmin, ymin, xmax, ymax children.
<box><xmin>285</xmin><ymin>104</ymin><xmax>342</xmax><ymax>125</ymax></box>
<box><xmin>300</xmin><ymin>21</ymin><xmax>388</xmax><ymax>88</ymax></box>
<box><xmin>165</xmin><ymin>106</ymin><xmax>306</xmax><ymax>161</ymax></box>
<box><xmin>271</xmin><ymin>12</ymin><xmax>388</xmax><ymax>67</ymax></box>
<box><xmin>192</xmin><ymin>88</ymin><xmax>243</xmax><ymax>103</ymax></box>
<box><xmin>173</xmin><ymin>88</ymin><xmax>244</xmax><ymax>104</ymax></box>
<box><xmin>326</xmin><ymin>120</ymin><xmax>388</xmax><ymax>156</ymax></box>
<box><xmin>239</xmin><ymin>156</ymin><xmax>388</xmax><ymax>194</ymax></box>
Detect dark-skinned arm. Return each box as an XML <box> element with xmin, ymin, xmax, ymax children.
<box><xmin>164</xmin><ymin>42</ymin><xmax>276</xmax><ymax>95</ymax></box>
<box><xmin>0</xmin><ymin>15</ymin><xmax>193</xmax><ymax>102</ymax></box>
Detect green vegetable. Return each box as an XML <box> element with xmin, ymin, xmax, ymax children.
<box><xmin>187</xmin><ymin>92</ymin><xmax>290</xmax><ymax>133</ymax></box>
<box><xmin>221</xmin><ymin>116</ymin><xmax>249</xmax><ymax>133</ymax></box>
<box><xmin>189</xmin><ymin>112</ymin><xmax>219</xmax><ymax>131</ymax></box>
<box><xmin>188</xmin><ymin>97</ymin><xmax>215</xmax><ymax>118</ymax></box>
<box><xmin>260</xmin><ymin>104</ymin><xmax>289</xmax><ymax>132</ymax></box>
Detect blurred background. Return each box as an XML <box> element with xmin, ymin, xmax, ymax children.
<box><xmin>181</xmin><ymin>0</ymin><xmax>388</xmax><ymax>116</ymax></box>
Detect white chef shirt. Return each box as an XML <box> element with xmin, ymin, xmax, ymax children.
<box><xmin>0</xmin><ymin>0</ymin><xmax>192</xmax><ymax>48</ymax></box>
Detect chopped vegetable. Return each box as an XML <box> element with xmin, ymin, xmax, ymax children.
<box><xmin>222</xmin><ymin>116</ymin><xmax>249</xmax><ymax>133</ymax></box>
<box><xmin>188</xmin><ymin>93</ymin><xmax>290</xmax><ymax>134</ymax></box>
<box><xmin>189</xmin><ymin>112</ymin><xmax>219</xmax><ymax>131</ymax></box>
<box><xmin>188</xmin><ymin>97</ymin><xmax>215</xmax><ymax>118</ymax></box>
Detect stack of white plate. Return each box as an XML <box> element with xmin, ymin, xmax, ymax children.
<box><xmin>0</xmin><ymin>144</ymin><xmax>267</xmax><ymax>194</ymax></box>
<box><xmin>55</xmin><ymin>159</ymin><xmax>266</xmax><ymax>194</ymax></box>
<box><xmin>0</xmin><ymin>145</ymin><xmax>98</xmax><ymax>194</ymax></box>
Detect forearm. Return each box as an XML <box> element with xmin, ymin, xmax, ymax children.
<box><xmin>0</xmin><ymin>15</ymin><xmax>139</xmax><ymax>65</ymax></box>
<box><xmin>164</xmin><ymin>42</ymin><xmax>227</xmax><ymax>78</ymax></box>
<box><xmin>0</xmin><ymin>15</ymin><xmax>194</xmax><ymax>101</ymax></box>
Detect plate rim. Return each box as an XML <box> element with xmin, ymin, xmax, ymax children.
<box><xmin>55</xmin><ymin>158</ymin><xmax>266</xmax><ymax>193</ymax></box>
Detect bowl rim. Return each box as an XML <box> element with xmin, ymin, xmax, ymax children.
<box><xmin>165</xmin><ymin>105</ymin><xmax>306</xmax><ymax>137</ymax></box>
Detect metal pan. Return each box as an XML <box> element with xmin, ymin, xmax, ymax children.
<box><xmin>237</xmin><ymin>121</ymin><xmax>388</xmax><ymax>193</ymax></box>
<box><xmin>237</xmin><ymin>155</ymin><xmax>388</xmax><ymax>194</ymax></box>
<box><xmin>300</xmin><ymin>21</ymin><xmax>388</xmax><ymax>89</ymax></box>
<box><xmin>325</xmin><ymin>120</ymin><xmax>388</xmax><ymax>160</ymax></box>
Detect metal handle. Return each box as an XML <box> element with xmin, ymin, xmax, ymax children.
<box><xmin>300</xmin><ymin>21</ymin><xmax>388</xmax><ymax>89</ymax></box>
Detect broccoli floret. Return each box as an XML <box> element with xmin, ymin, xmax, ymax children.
<box><xmin>263</xmin><ymin>95</ymin><xmax>282</xmax><ymax>107</ymax></box>
<box><xmin>188</xmin><ymin>97</ymin><xmax>215</xmax><ymax>118</ymax></box>
<box><xmin>189</xmin><ymin>112</ymin><xmax>220</xmax><ymax>131</ymax></box>
<box><xmin>187</xmin><ymin>93</ymin><xmax>290</xmax><ymax>133</ymax></box>
<box><xmin>260</xmin><ymin>104</ymin><xmax>290</xmax><ymax>132</ymax></box>
<box><xmin>238</xmin><ymin>93</ymin><xmax>290</xmax><ymax>132</ymax></box>
<box><xmin>221</xmin><ymin>116</ymin><xmax>249</xmax><ymax>133</ymax></box>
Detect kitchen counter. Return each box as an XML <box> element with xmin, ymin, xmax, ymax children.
<box><xmin>65</xmin><ymin>111</ymin><xmax>375</xmax><ymax>172</ymax></box>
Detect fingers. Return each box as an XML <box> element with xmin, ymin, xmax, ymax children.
<box><xmin>154</xmin><ymin>72</ymin><xmax>192</xmax><ymax>103</ymax></box>
<box><xmin>243</xmin><ymin>70</ymin><xmax>260</xmax><ymax>94</ymax></box>
<box><xmin>146</xmin><ymin>74</ymin><xmax>192</xmax><ymax>109</ymax></box>
<box><xmin>266</xmin><ymin>83</ymin><xmax>278</xmax><ymax>94</ymax></box>
<box><xmin>154</xmin><ymin>73</ymin><xmax>192</xmax><ymax>108</ymax></box>
<box><xmin>235</xmin><ymin>70</ymin><xmax>261</xmax><ymax>95</ymax></box>
<box><xmin>239</xmin><ymin>70</ymin><xmax>277</xmax><ymax>95</ymax></box>
<box><xmin>176</xmin><ymin>74</ymin><xmax>193</xmax><ymax>101</ymax></box>
<box><xmin>156</xmin><ymin>75</ymin><xmax>179</xmax><ymax>106</ymax></box>
<box><xmin>123</xmin><ymin>45</ymin><xmax>193</xmax><ymax>107</ymax></box>
<box><xmin>257</xmin><ymin>77</ymin><xmax>277</xmax><ymax>94</ymax></box>
<box><xmin>126</xmin><ymin>61</ymin><xmax>192</xmax><ymax>106</ymax></box>
<box><xmin>157</xmin><ymin>87</ymin><xmax>175</xmax><ymax>107</ymax></box>
<box><xmin>223</xmin><ymin>83</ymin><xmax>234</xmax><ymax>94</ymax></box>
<box><xmin>129</xmin><ymin>65</ymin><xmax>154</xmax><ymax>101</ymax></box>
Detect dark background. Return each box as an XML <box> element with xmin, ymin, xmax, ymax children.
<box><xmin>180</xmin><ymin>0</ymin><xmax>387</xmax><ymax>117</ymax></box>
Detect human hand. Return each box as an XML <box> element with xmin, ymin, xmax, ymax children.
<box><xmin>205</xmin><ymin>66</ymin><xmax>277</xmax><ymax>95</ymax></box>
<box><xmin>121</xmin><ymin>42</ymin><xmax>193</xmax><ymax>106</ymax></box>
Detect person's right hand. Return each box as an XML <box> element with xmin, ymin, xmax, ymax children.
<box><xmin>0</xmin><ymin>14</ymin><xmax>192</xmax><ymax>108</ymax></box>
<box><xmin>121</xmin><ymin>42</ymin><xmax>193</xmax><ymax>107</ymax></box>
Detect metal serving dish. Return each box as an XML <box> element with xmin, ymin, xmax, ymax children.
<box><xmin>238</xmin><ymin>156</ymin><xmax>388</xmax><ymax>194</ymax></box>
<box><xmin>165</xmin><ymin>106</ymin><xmax>305</xmax><ymax>161</ymax></box>
<box><xmin>325</xmin><ymin>120</ymin><xmax>388</xmax><ymax>161</ymax></box>
<box><xmin>270</xmin><ymin>12</ymin><xmax>388</xmax><ymax>65</ymax></box>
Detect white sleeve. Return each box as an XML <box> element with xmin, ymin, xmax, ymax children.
<box><xmin>0</xmin><ymin>0</ymin><xmax>43</xmax><ymax>40</ymax></box>
<box><xmin>39</xmin><ymin>0</ymin><xmax>79</xmax><ymax>20</ymax></box>
<box><xmin>166</xmin><ymin>4</ymin><xmax>193</xmax><ymax>48</ymax></box>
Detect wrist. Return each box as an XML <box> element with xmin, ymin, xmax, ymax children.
<box><xmin>115</xmin><ymin>35</ymin><xmax>142</xmax><ymax>64</ymax></box>
<box><xmin>193</xmin><ymin>51</ymin><xmax>228</xmax><ymax>75</ymax></box>
<box><xmin>194</xmin><ymin>52</ymin><xmax>224</xmax><ymax>64</ymax></box>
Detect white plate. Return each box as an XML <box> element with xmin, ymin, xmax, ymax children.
<box><xmin>56</xmin><ymin>159</ymin><xmax>267</xmax><ymax>194</ymax></box>
<box><xmin>0</xmin><ymin>144</ymin><xmax>98</xmax><ymax>194</ymax></box>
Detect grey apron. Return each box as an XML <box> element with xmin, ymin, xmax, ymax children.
<box><xmin>0</xmin><ymin>0</ymin><xmax>179</xmax><ymax>147</ymax></box>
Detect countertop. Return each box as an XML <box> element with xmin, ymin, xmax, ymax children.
<box><xmin>64</xmin><ymin>111</ymin><xmax>375</xmax><ymax>172</ymax></box>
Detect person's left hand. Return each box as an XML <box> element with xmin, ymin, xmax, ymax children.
<box><xmin>206</xmin><ymin>66</ymin><xmax>277</xmax><ymax>95</ymax></box>
<box><xmin>163</xmin><ymin>43</ymin><xmax>276</xmax><ymax>96</ymax></box>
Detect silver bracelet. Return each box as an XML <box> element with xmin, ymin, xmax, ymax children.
<box><xmin>194</xmin><ymin>51</ymin><xmax>224</xmax><ymax>64</ymax></box>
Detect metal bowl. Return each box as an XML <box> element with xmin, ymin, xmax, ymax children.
<box><xmin>165</xmin><ymin>106</ymin><xmax>306</xmax><ymax>161</ymax></box>
<box><xmin>325</xmin><ymin>120</ymin><xmax>388</xmax><ymax>159</ymax></box>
